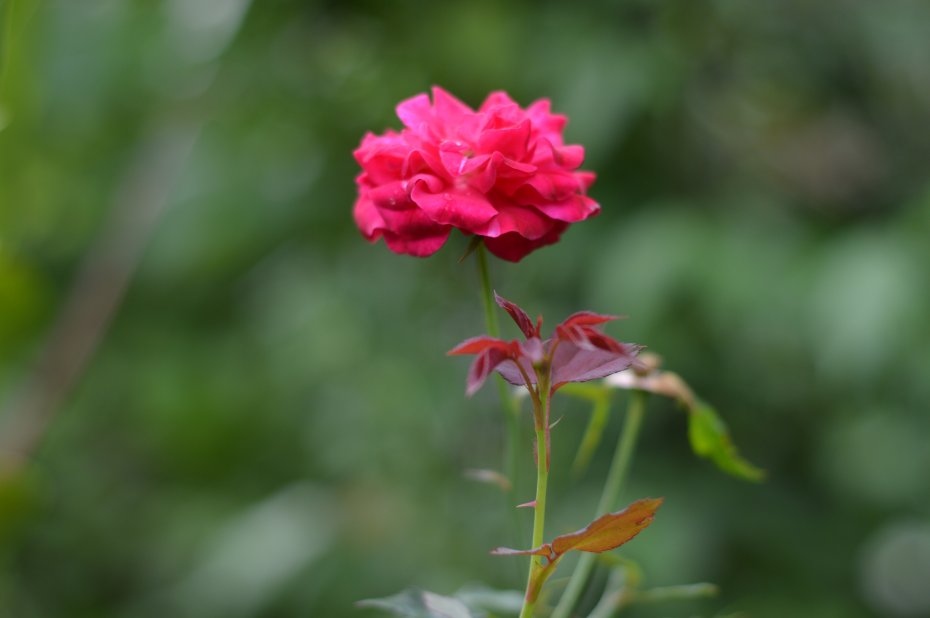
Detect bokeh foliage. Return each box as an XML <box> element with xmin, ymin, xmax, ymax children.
<box><xmin>1</xmin><ymin>1</ymin><xmax>929</xmax><ymax>617</ymax></box>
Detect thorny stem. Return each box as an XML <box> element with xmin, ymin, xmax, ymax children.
<box><xmin>550</xmin><ymin>390</ymin><xmax>648</xmax><ymax>618</ymax></box>
<box><xmin>519</xmin><ymin>379</ymin><xmax>551</xmax><ymax>618</ymax></box>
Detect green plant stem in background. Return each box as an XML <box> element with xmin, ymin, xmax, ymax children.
<box><xmin>572</xmin><ymin>393</ymin><xmax>611</xmax><ymax>477</ymax></box>
<box><xmin>475</xmin><ymin>243</ymin><xmax>522</xmax><ymax>500</ymax></box>
<box><xmin>551</xmin><ymin>390</ymin><xmax>648</xmax><ymax>618</ymax></box>
<box><xmin>519</xmin><ymin>386</ymin><xmax>551</xmax><ymax>618</ymax></box>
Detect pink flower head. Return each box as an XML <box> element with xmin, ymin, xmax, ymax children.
<box><xmin>448</xmin><ymin>293</ymin><xmax>642</xmax><ymax>397</ymax></box>
<box><xmin>353</xmin><ymin>87</ymin><xmax>599</xmax><ymax>262</ymax></box>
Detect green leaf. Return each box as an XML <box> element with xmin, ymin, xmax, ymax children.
<box><xmin>357</xmin><ymin>588</ymin><xmax>480</xmax><ymax>618</ymax></box>
<box><xmin>454</xmin><ymin>584</ymin><xmax>523</xmax><ymax>616</ymax></box>
<box><xmin>688</xmin><ymin>403</ymin><xmax>765</xmax><ymax>482</ymax></box>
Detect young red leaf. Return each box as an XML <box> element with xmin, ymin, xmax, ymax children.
<box><xmin>520</xmin><ymin>337</ymin><xmax>545</xmax><ymax>364</ymax></box>
<box><xmin>551</xmin><ymin>497</ymin><xmax>663</xmax><ymax>556</ymax></box>
<box><xmin>556</xmin><ymin>324</ymin><xmax>628</xmax><ymax>353</ymax></box>
<box><xmin>494</xmin><ymin>357</ymin><xmax>538</xmax><ymax>387</ymax></box>
<box><xmin>448</xmin><ymin>336</ymin><xmax>515</xmax><ymax>356</ymax></box>
<box><xmin>494</xmin><ymin>292</ymin><xmax>537</xmax><ymax>339</ymax></box>
<box><xmin>559</xmin><ymin>311</ymin><xmax>620</xmax><ymax>329</ymax></box>
<box><xmin>550</xmin><ymin>342</ymin><xmax>643</xmax><ymax>391</ymax></box>
<box><xmin>466</xmin><ymin>348</ymin><xmax>509</xmax><ymax>396</ymax></box>
<box><xmin>490</xmin><ymin>543</ymin><xmax>553</xmax><ymax>558</ymax></box>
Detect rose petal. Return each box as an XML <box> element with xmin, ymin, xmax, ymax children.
<box><xmin>353</xmin><ymin>195</ymin><xmax>385</xmax><ymax>239</ymax></box>
<box><xmin>555</xmin><ymin>144</ymin><xmax>585</xmax><ymax>169</ymax></box>
<box><xmin>382</xmin><ymin>227</ymin><xmax>450</xmax><ymax>257</ymax></box>
<box><xmin>529</xmin><ymin>195</ymin><xmax>600</xmax><ymax>223</ymax></box>
<box><xmin>373</xmin><ymin>193</ymin><xmax>452</xmax><ymax>257</ymax></box>
<box><xmin>439</xmin><ymin>141</ymin><xmax>489</xmax><ymax>178</ymax></box>
<box><xmin>477</xmin><ymin>119</ymin><xmax>531</xmax><ymax>161</ymax></box>
<box><xmin>474</xmin><ymin>202</ymin><xmax>555</xmax><ymax>240</ymax></box>
<box><xmin>395</xmin><ymin>93</ymin><xmax>433</xmax><ymax>133</ymax></box>
<box><xmin>368</xmin><ymin>181</ymin><xmax>411</xmax><ymax>211</ymax></box>
<box><xmin>527</xmin><ymin>100</ymin><xmax>567</xmax><ymax>137</ymax></box>
<box><xmin>483</xmin><ymin>222</ymin><xmax>568</xmax><ymax>262</ymax></box>
<box><xmin>522</xmin><ymin>172</ymin><xmax>587</xmax><ymax>202</ymax></box>
<box><xmin>431</xmin><ymin>86</ymin><xmax>473</xmax><ymax>128</ymax></box>
<box><xmin>576</xmin><ymin>171</ymin><xmax>596</xmax><ymax>190</ymax></box>
<box><xmin>479</xmin><ymin>91</ymin><xmax>519</xmax><ymax>114</ymax></box>
<box><xmin>410</xmin><ymin>179</ymin><xmax>498</xmax><ymax>230</ymax></box>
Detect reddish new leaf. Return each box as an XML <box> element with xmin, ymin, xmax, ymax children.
<box><xmin>494</xmin><ymin>292</ymin><xmax>538</xmax><ymax>339</ymax></box>
<box><xmin>520</xmin><ymin>337</ymin><xmax>545</xmax><ymax>364</ymax></box>
<box><xmin>551</xmin><ymin>497</ymin><xmax>663</xmax><ymax>555</ymax></box>
<box><xmin>556</xmin><ymin>324</ymin><xmax>627</xmax><ymax>353</ymax></box>
<box><xmin>466</xmin><ymin>348</ymin><xmax>510</xmax><ymax>396</ymax></box>
<box><xmin>448</xmin><ymin>336</ymin><xmax>515</xmax><ymax>356</ymax></box>
<box><xmin>550</xmin><ymin>342</ymin><xmax>643</xmax><ymax>390</ymax></box>
<box><xmin>450</xmin><ymin>295</ymin><xmax>642</xmax><ymax>397</ymax></box>
<box><xmin>495</xmin><ymin>357</ymin><xmax>538</xmax><ymax>387</ymax></box>
<box><xmin>559</xmin><ymin>311</ymin><xmax>620</xmax><ymax>329</ymax></box>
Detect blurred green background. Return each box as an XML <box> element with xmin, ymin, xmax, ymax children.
<box><xmin>2</xmin><ymin>1</ymin><xmax>929</xmax><ymax>616</ymax></box>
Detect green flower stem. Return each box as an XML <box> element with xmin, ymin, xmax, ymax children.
<box><xmin>519</xmin><ymin>385</ymin><xmax>551</xmax><ymax>618</ymax></box>
<box><xmin>475</xmin><ymin>242</ymin><xmax>500</xmax><ymax>339</ymax></box>
<box><xmin>475</xmin><ymin>243</ymin><xmax>522</xmax><ymax>498</ymax></box>
<box><xmin>550</xmin><ymin>390</ymin><xmax>648</xmax><ymax>618</ymax></box>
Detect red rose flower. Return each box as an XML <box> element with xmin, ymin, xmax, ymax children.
<box><xmin>353</xmin><ymin>87</ymin><xmax>599</xmax><ymax>262</ymax></box>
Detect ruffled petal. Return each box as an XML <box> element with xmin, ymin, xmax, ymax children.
<box><xmin>483</xmin><ymin>222</ymin><xmax>568</xmax><ymax>262</ymax></box>
<box><xmin>431</xmin><ymin>86</ymin><xmax>473</xmax><ymax>129</ymax></box>
<box><xmin>474</xmin><ymin>202</ymin><xmax>556</xmax><ymax>240</ymax></box>
<box><xmin>479</xmin><ymin>91</ymin><xmax>519</xmax><ymax>113</ymax></box>
<box><xmin>396</xmin><ymin>93</ymin><xmax>433</xmax><ymax>133</ymax></box>
<box><xmin>519</xmin><ymin>172</ymin><xmax>587</xmax><ymax>203</ymax></box>
<box><xmin>477</xmin><ymin>119</ymin><xmax>531</xmax><ymax>161</ymax></box>
<box><xmin>410</xmin><ymin>178</ymin><xmax>498</xmax><ymax>231</ymax></box>
<box><xmin>369</xmin><ymin>181</ymin><xmax>452</xmax><ymax>257</ymax></box>
<box><xmin>353</xmin><ymin>195</ymin><xmax>385</xmax><ymax>240</ymax></box>
<box><xmin>439</xmin><ymin>140</ymin><xmax>489</xmax><ymax>178</ymax></box>
<box><xmin>382</xmin><ymin>227</ymin><xmax>450</xmax><ymax>257</ymax></box>
<box><xmin>531</xmin><ymin>195</ymin><xmax>600</xmax><ymax>223</ymax></box>
<box><xmin>368</xmin><ymin>180</ymin><xmax>411</xmax><ymax>211</ymax></box>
